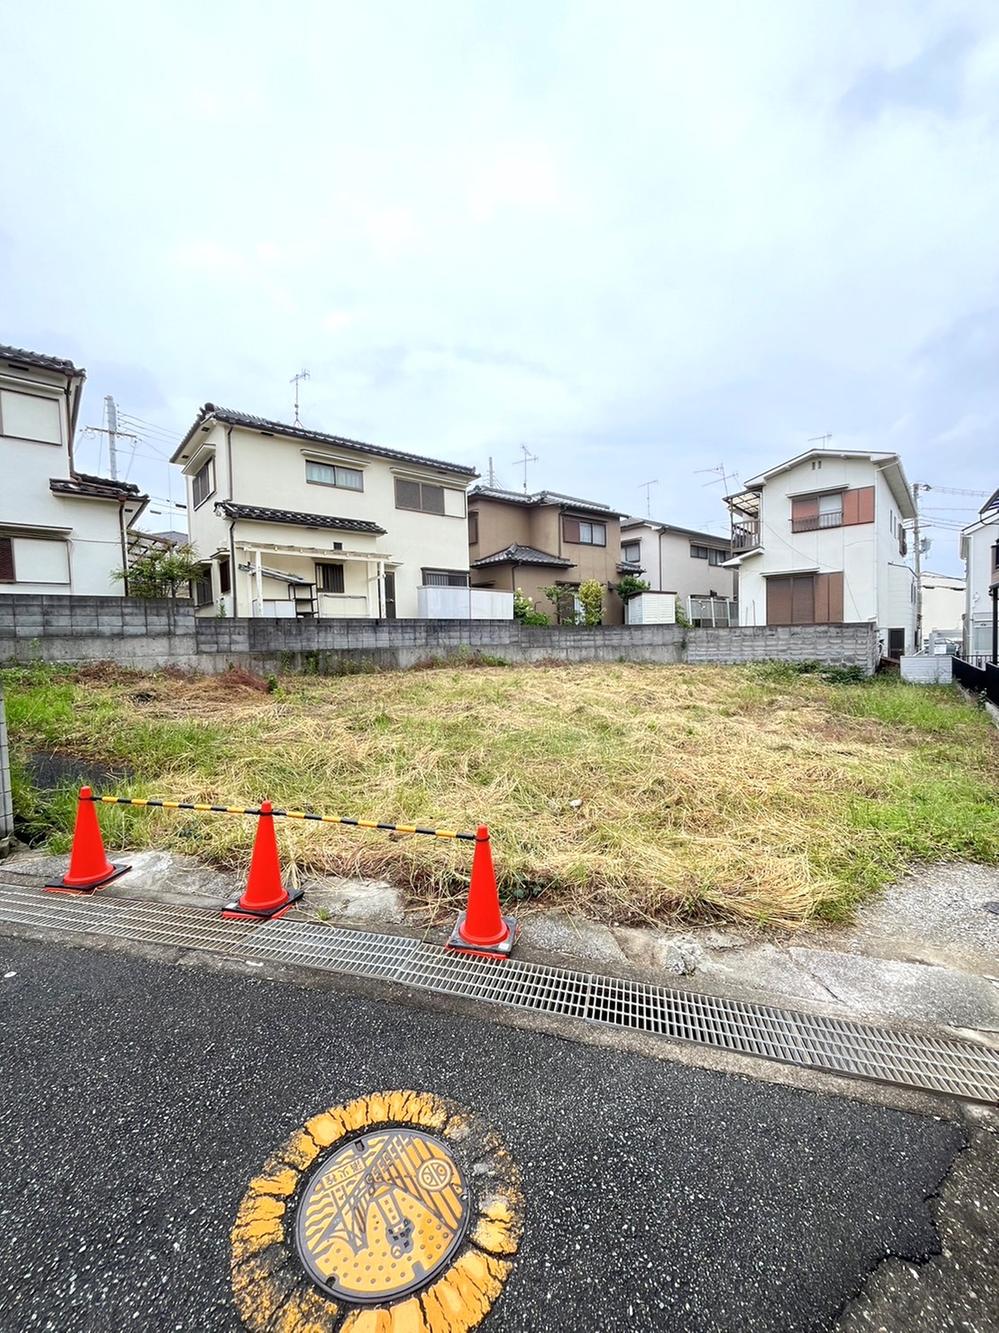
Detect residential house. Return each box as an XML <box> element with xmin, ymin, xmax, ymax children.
<box><xmin>960</xmin><ymin>489</ymin><xmax>999</xmax><ymax>660</ymax></box>
<box><xmin>620</xmin><ymin>518</ymin><xmax>735</xmax><ymax>623</ymax></box>
<box><xmin>919</xmin><ymin>571</ymin><xmax>965</xmax><ymax>640</ymax></box>
<box><xmin>0</xmin><ymin>343</ymin><xmax>146</xmax><ymax>595</ymax></box>
<box><xmin>724</xmin><ymin>448</ymin><xmax>916</xmax><ymax>656</ymax></box>
<box><xmin>171</xmin><ymin>405</ymin><xmax>478</xmax><ymax>618</ymax></box>
<box><xmin>467</xmin><ymin>487</ymin><xmax>634</xmax><ymax>623</ymax></box>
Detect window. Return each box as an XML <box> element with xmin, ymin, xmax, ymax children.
<box><xmin>0</xmin><ymin>537</ymin><xmax>13</xmax><ymax>581</ymax></box>
<box><xmin>306</xmin><ymin>460</ymin><xmax>364</xmax><ymax>491</ymax></box>
<box><xmin>791</xmin><ymin>490</ymin><xmax>842</xmax><ymax>532</ymax></box>
<box><xmin>218</xmin><ymin>557</ymin><xmax>231</xmax><ymax>595</ymax></box>
<box><xmin>193</xmin><ymin>567</ymin><xmax>213</xmax><ymax>607</ymax></box>
<box><xmin>468</xmin><ymin>511</ymin><xmax>479</xmax><ymax>545</ymax></box>
<box><xmin>0</xmin><ymin>389</ymin><xmax>61</xmax><ymax>444</ymax></box>
<box><xmin>690</xmin><ymin>544</ymin><xmax>709</xmax><ymax>560</ymax></box>
<box><xmin>563</xmin><ymin>516</ymin><xmax>606</xmax><ymax>545</ymax></box>
<box><xmin>622</xmin><ymin>541</ymin><xmax>641</xmax><ymax>563</ymax></box>
<box><xmin>192</xmin><ymin>457</ymin><xmax>215</xmax><ymax>509</ymax></box>
<box><xmin>422</xmin><ymin>569</ymin><xmax>470</xmax><ymax>587</ymax></box>
<box><xmin>316</xmin><ymin>562</ymin><xmax>345</xmax><ymax>593</ymax></box>
<box><xmin>395</xmin><ymin>477</ymin><xmax>445</xmax><ymax>514</ymax></box>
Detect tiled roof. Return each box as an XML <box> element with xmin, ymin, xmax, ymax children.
<box><xmin>469</xmin><ymin>485</ymin><xmax>613</xmax><ymax>516</ymax></box>
<box><xmin>1</xmin><ymin>343</ymin><xmax>83</xmax><ymax>375</ymax></box>
<box><xmin>616</xmin><ymin>560</ymin><xmax>645</xmax><ymax>574</ymax></box>
<box><xmin>982</xmin><ymin>487</ymin><xmax>999</xmax><ymax>516</ymax></box>
<box><xmin>215</xmin><ymin>501</ymin><xmax>386</xmax><ymax>535</ymax></box>
<box><xmin>175</xmin><ymin>403</ymin><xmax>477</xmax><ymax>477</ymax></box>
<box><xmin>471</xmin><ymin>543</ymin><xmax>573</xmax><ymax>569</ymax></box>
<box><xmin>50</xmin><ymin>474</ymin><xmax>144</xmax><ymax>501</ymax></box>
<box><xmin>620</xmin><ymin>516</ymin><xmax>730</xmax><ymax>546</ymax></box>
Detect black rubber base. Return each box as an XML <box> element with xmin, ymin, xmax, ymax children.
<box><xmin>221</xmin><ymin>885</ymin><xmax>304</xmax><ymax>921</ymax></box>
<box><xmin>43</xmin><ymin>863</ymin><xmax>131</xmax><ymax>896</ymax></box>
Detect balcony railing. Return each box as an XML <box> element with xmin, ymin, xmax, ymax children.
<box><xmin>731</xmin><ymin>522</ymin><xmax>760</xmax><ymax>550</ymax></box>
<box><xmin>791</xmin><ymin>511</ymin><xmax>843</xmax><ymax>533</ymax></box>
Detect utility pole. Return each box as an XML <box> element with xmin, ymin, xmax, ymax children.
<box><xmin>290</xmin><ymin>369</ymin><xmax>310</xmax><ymax>427</ymax></box>
<box><xmin>912</xmin><ymin>482</ymin><xmax>930</xmax><ymax>651</ymax></box>
<box><xmin>515</xmin><ymin>444</ymin><xmax>538</xmax><ymax>493</ymax></box>
<box><xmin>105</xmin><ymin>396</ymin><xmax>118</xmax><ymax>480</ymax></box>
<box><xmin>487</xmin><ymin>456</ymin><xmax>496</xmax><ymax>487</ymax></box>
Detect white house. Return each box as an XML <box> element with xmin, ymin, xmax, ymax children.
<box><xmin>960</xmin><ymin>489</ymin><xmax>999</xmax><ymax>661</ymax></box>
<box><xmin>0</xmin><ymin>343</ymin><xmax>147</xmax><ymax>595</ymax></box>
<box><xmin>171</xmin><ymin>405</ymin><xmax>480</xmax><ymax>619</ymax></box>
<box><xmin>725</xmin><ymin>448</ymin><xmax>916</xmax><ymax>656</ymax></box>
<box><xmin>919</xmin><ymin>571</ymin><xmax>965</xmax><ymax>640</ymax></box>
<box><xmin>620</xmin><ymin>518</ymin><xmax>735</xmax><ymax>623</ymax></box>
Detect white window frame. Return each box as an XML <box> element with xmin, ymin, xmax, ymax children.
<box><xmin>306</xmin><ymin>460</ymin><xmax>364</xmax><ymax>492</ymax></box>
<box><xmin>192</xmin><ymin>457</ymin><xmax>216</xmax><ymax>510</ymax></box>
<box><xmin>578</xmin><ymin>520</ymin><xmax>607</xmax><ymax>547</ymax></box>
<box><xmin>0</xmin><ymin>387</ymin><xmax>63</xmax><ymax>445</ymax></box>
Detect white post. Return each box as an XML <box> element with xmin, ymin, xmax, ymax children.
<box><xmin>365</xmin><ymin>560</ymin><xmax>373</xmax><ymax>618</ymax></box>
<box><xmin>254</xmin><ymin>549</ymin><xmax>264</xmax><ymax>616</ymax></box>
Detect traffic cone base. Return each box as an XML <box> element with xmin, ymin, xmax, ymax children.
<box><xmin>44</xmin><ymin>862</ymin><xmax>130</xmax><ymax>896</ymax></box>
<box><xmin>446</xmin><ymin>912</ymin><xmax>519</xmax><ymax>959</ymax></box>
<box><xmin>222</xmin><ymin>885</ymin><xmax>304</xmax><ymax>921</ymax></box>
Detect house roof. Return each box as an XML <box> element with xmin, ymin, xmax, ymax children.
<box><xmin>620</xmin><ymin>516</ymin><xmax>730</xmax><ymax>546</ymax></box>
<box><xmin>981</xmin><ymin>486</ymin><xmax>999</xmax><ymax>516</ymax></box>
<box><xmin>616</xmin><ymin>560</ymin><xmax>645</xmax><ymax>574</ymax></box>
<box><xmin>736</xmin><ymin>449</ymin><xmax>916</xmax><ymax>519</ymax></box>
<box><xmin>50</xmin><ymin>474</ymin><xmax>144</xmax><ymax>502</ymax></box>
<box><xmin>215</xmin><ymin>501</ymin><xmax>386</xmax><ymax>536</ymax></box>
<box><xmin>471</xmin><ymin>543</ymin><xmax>573</xmax><ymax>569</ymax></box>
<box><xmin>0</xmin><ymin>343</ymin><xmax>84</xmax><ymax>376</ymax></box>
<box><xmin>469</xmin><ymin>485</ymin><xmax>616</xmax><ymax>517</ymax></box>
<box><xmin>173</xmin><ymin>403</ymin><xmax>477</xmax><ymax>477</ymax></box>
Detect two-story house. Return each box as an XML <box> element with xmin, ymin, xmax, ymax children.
<box><xmin>171</xmin><ymin>405</ymin><xmax>478</xmax><ymax>619</ymax></box>
<box><xmin>620</xmin><ymin>518</ymin><xmax>735</xmax><ymax>622</ymax></box>
<box><xmin>724</xmin><ymin>448</ymin><xmax>916</xmax><ymax>656</ymax></box>
<box><xmin>0</xmin><ymin>343</ymin><xmax>147</xmax><ymax>595</ymax></box>
<box><xmin>960</xmin><ymin>488</ymin><xmax>999</xmax><ymax>661</ymax></box>
<box><xmin>467</xmin><ymin>487</ymin><xmax>634</xmax><ymax>623</ymax></box>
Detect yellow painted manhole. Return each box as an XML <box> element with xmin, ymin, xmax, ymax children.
<box><xmin>231</xmin><ymin>1091</ymin><xmax>522</xmax><ymax>1333</ymax></box>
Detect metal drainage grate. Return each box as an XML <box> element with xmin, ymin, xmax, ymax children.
<box><xmin>0</xmin><ymin>883</ymin><xmax>997</xmax><ymax>1103</ymax></box>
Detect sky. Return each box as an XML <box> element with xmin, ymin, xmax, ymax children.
<box><xmin>2</xmin><ymin>1</ymin><xmax>998</xmax><ymax>573</ymax></box>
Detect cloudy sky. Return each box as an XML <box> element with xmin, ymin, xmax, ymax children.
<box><xmin>3</xmin><ymin>2</ymin><xmax>997</xmax><ymax>570</ymax></box>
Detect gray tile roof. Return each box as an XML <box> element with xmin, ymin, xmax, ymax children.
<box><xmin>176</xmin><ymin>403</ymin><xmax>477</xmax><ymax>477</ymax></box>
<box><xmin>471</xmin><ymin>543</ymin><xmax>573</xmax><ymax>569</ymax></box>
<box><xmin>620</xmin><ymin>516</ymin><xmax>730</xmax><ymax>546</ymax></box>
<box><xmin>215</xmin><ymin>501</ymin><xmax>386</xmax><ymax>535</ymax></box>
<box><xmin>1</xmin><ymin>343</ymin><xmax>83</xmax><ymax>375</ymax></box>
<box><xmin>469</xmin><ymin>485</ymin><xmax>613</xmax><ymax>516</ymax></box>
<box><xmin>50</xmin><ymin>474</ymin><xmax>144</xmax><ymax>501</ymax></box>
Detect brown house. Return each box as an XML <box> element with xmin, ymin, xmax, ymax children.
<box><xmin>467</xmin><ymin>487</ymin><xmax>638</xmax><ymax>624</ymax></box>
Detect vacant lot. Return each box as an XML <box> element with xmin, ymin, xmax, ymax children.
<box><xmin>3</xmin><ymin>660</ymin><xmax>997</xmax><ymax>927</ymax></box>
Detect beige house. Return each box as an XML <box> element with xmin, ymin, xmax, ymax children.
<box><xmin>467</xmin><ymin>487</ymin><xmax>636</xmax><ymax>624</ymax></box>
<box><xmin>172</xmin><ymin>405</ymin><xmax>477</xmax><ymax>618</ymax></box>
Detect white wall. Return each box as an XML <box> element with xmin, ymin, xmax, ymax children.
<box><xmin>920</xmin><ymin>574</ymin><xmax>964</xmax><ymax>637</ymax></box>
<box><xmin>622</xmin><ymin>523</ymin><xmax>734</xmax><ymax>599</ymax></box>
<box><xmin>963</xmin><ymin>518</ymin><xmax>998</xmax><ymax>654</ymax></box>
<box><xmin>417</xmin><ymin>586</ymin><xmax>513</xmax><ymax>619</ymax></box>
<box><xmin>625</xmin><ymin>591</ymin><xmax>677</xmax><ymax>624</ymax></box>
<box><xmin>184</xmin><ymin>424</ymin><xmax>472</xmax><ymax>618</ymax></box>
<box><xmin>0</xmin><ymin>364</ymin><xmax>131</xmax><ymax>595</ymax></box>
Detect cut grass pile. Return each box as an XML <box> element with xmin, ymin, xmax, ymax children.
<box><xmin>2</xmin><ymin>660</ymin><xmax>997</xmax><ymax>928</ymax></box>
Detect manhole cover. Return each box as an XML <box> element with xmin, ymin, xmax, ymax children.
<box><xmin>295</xmin><ymin>1128</ymin><xmax>469</xmax><ymax>1304</ymax></box>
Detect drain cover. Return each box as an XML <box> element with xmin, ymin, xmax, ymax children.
<box><xmin>984</xmin><ymin>902</ymin><xmax>999</xmax><ymax>917</ymax></box>
<box><xmin>295</xmin><ymin>1128</ymin><xmax>469</xmax><ymax>1304</ymax></box>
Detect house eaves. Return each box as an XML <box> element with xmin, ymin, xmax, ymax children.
<box><xmin>0</xmin><ymin>343</ymin><xmax>84</xmax><ymax>377</ymax></box>
<box><xmin>469</xmin><ymin>486</ymin><xmax>619</xmax><ymax>517</ymax></box>
<box><xmin>620</xmin><ymin>516</ymin><xmax>730</xmax><ymax>546</ymax></box>
<box><xmin>215</xmin><ymin>502</ymin><xmax>386</xmax><ymax>535</ymax></box>
<box><xmin>471</xmin><ymin>543</ymin><xmax>573</xmax><ymax>569</ymax></box>
<box><xmin>173</xmin><ymin>404</ymin><xmax>478</xmax><ymax>479</ymax></box>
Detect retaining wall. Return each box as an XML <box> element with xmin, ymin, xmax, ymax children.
<box><xmin>0</xmin><ymin>595</ymin><xmax>880</xmax><ymax>675</ymax></box>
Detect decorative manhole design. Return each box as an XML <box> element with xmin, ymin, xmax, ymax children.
<box><xmin>295</xmin><ymin>1128</ymin><xmax>469</xmax><ymax>1304</ymax></box>
<box><xmin>231</xmin><ymin>1091</ymin><xmax>522</xmax><ymax>1333</ymax></box>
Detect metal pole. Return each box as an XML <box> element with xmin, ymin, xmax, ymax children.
<box><xmin>105</xmin><ymin>395</ymin><xmax>118</xmax><ymax>481</ymax></box>
<box><xmin>912</xmin><ymin>483</ymin><xmax>924</xmax><ymax>650</ymax></box>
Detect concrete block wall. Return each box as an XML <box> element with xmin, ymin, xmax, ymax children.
<box><xmin>1</xmin><ymin>595</ymin><xmax>878</xmax><ymax>675</ymax></box>
<box><xmin>900</xmin><ymin>653</ymin><xmax>954</xmax><ymax>685</ymax></box>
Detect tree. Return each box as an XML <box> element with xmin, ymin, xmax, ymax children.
<box><xmin>113</xmin><ymin>544</ymin><xmax>204</xmax><ymax>599</ymax></box>
<box><xmin>578</xmin><ymin>579</ymin><xmax>604</xmax><ymax>626</ymax></box>
<box><xmin>611</xmin><ymin>575</ymin><xmax>651</xmax><ymax>602</ymax></box>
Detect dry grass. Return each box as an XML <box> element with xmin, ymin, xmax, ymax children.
<box><xmin>4</xmin><ymin>661</ymin><xmax>998</xmax><ymax>928</ymax></box>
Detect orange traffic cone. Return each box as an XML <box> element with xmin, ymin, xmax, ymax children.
<box><xmin>222</xmin><ymin>801</ymin><xmax>303</xmax><ymax>921</ymax></box>
<box><xmin>45</xmin><ymin>787</ymin><xmax>130</xmax><ymax>894</ymax></box>
<box><xmin>446</xmin><ymin>826</ymin><xmax>518</xmax><ymax>958</ymax></box>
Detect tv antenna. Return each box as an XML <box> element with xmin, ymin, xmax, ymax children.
<box><xmin>290</xmin><ymin>369</ymin><xmax>310</xmax><ymax>426</ymax></box>
<box><xmin>515</xmin><ymin>443</ymin><xmax>538</xmax><ymax>493</ymax></box>
<box><xmin>807</xmin><ymin>433</ymin><xmax>832</xmax><ymax>449</ymax></box>
<box><xmin>638</xmin><ymin>480</ymin><xmax>659</xmax><ymax>517</ymax></box>
<box><xmin>695</xmin><ymin>463</ymin><xmax>735</xmax><ymax>494</ymax></box>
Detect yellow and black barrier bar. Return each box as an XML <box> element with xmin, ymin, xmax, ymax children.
<box><xmin>82</xmin><ymin>793</ymin><xmax>478</xmax><ymax>842</ymax></box>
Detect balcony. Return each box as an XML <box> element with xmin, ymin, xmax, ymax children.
<box><xmin>791</xmin><ymin>511</ymin><xmax>843</xmax><ymax>533</ymax></box>
<box><xmin>731</xmin><ymin>521</ymin><xmax>760</xmax><ymax>551</ymax></box>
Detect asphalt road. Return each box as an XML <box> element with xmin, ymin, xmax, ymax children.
<box><xmin>0</xmin><ymin>936</ymin><xmax>980</xmax><ymax>1332</ymax></box>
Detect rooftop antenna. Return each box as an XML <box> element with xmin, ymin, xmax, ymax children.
<box><xmin>639</xmin><ymin>479</ymin><xmax>659</xmax><ymax>517</ymax></box>
<box><xmin>807</xmin><ymin>433</ymin><xmax>832</xmax><ymax>449</ymax></box>
<box><xmin>290</xmin><ymin>369</ymin><xmax>310</xmax><ymax>427</ymax></box>
<box><xmin>515</xmin><ymin>443</ymin><xmax>538</xmax><ymax>494</ymax></box>
<box><xmin>695</xmin><ymin>463</ymin><xmax>735</xmax><ymax>494</ymax></box>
